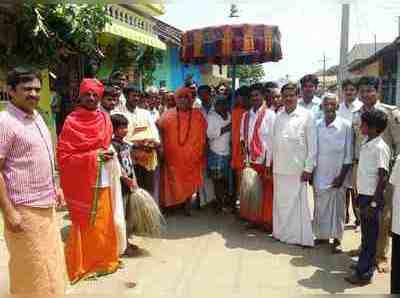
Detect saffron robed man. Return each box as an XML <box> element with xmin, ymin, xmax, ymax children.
<box><xmin>157</xmin><ymin>87</ymin><xmax>207</xmax><ymax>216</ymax></box>
<box><xmin>0</xmin><ymin>67</ymin><xmax>66</xmax><ymax>295</ymax></box>
<box><xmin>58</xmin><ymin>78</ymin><xmax>127</xmax><ymax>283</ymax></box>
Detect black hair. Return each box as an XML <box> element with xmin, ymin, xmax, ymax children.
<box><xmin>250</xmin><ymin>83</ymin><xmax>264</xmax><ymax>94</ymax></box>
<box><xmin>111</xmin><ymin>113</ymin><xmax>129</xmax><ymax>130</ymax></box>
<box><xmin>342</xmin><ymin>78</ymin><xmax>357</xmax><ymax>90</ymax></box>
<box><xmin>236</xmin><ymin>85</ymin><xmax>250</xmax><ymax>97</ymax></box>
<box><xmin>197</xmin><ymin>85</ymin><xmax>211</xmax><ymax>95</ymax></box>
<box><xmin>7</xmin><ymin>67</ymin><xmax>42</xmax><ymax>90</ymax></box>
<box><xmin>123</xmin><ymin>83</ymin><xmax>141</xmax><ymax>97</ymax></box>
<box><xmin>103</xmin><ymin>85</ymin><xmax>119</xmax><ymax>97</ymax></box>
<box><xmin>281</xmin><ymin>82</ymin><xmax>298</xmax><ymax>94</ymax></box>
<box><xmin>264</xmin><ymin>81</ymin><xmax>279</xmax><ymax>90</ymax></box>
<box><xmin>109</xmin><ymin>70</ymin><xmax>126</xmax><ymax>81</ymax></box>
<box><xmin>361</xmin><ymin>109</ymin><xmax>388</xmax><ymax>134</ymax></box>
<box><xmin>300</xmin><ymin>74</ymin><xmax>319</xmax><ymax>87</ymax></box>
<box><xmin>357</xmin><ymin>76</ymin><xmax>380</xmax><ymax>91</ymax></box>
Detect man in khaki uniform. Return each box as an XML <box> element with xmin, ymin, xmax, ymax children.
<box><xmin>352</xmin><ymin>76</ymin><xmax>400</xmax><ymax>273</ymax></box>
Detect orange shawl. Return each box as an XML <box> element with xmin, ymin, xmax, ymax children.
<box><xmin>57</xmin><ymin>108</ymin><xmax>113</xmax><ymax>227</ymax></box>
<box><xmin>157</xmin><ymin>108</ymin><xmax>207</xmax><ymax>207</ymax></box>
<box><xmin>231</xmin><ymin>106</ymin><xmax>246</xmax><ymax>170</ymax></box>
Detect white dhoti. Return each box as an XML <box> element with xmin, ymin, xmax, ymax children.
<box><xmin>313</xmin><ymin>187</ymin><xmax>346</xmax><ymax>240</ymax></box>
<box><xmin>273</xmin><ymin>174</ymin><xmax>314</xmax><ymax>247</ymax></box>
<box><xmin>199</xmin><ymin>169</ymin><xmax>215</xmax><ymax>207</ymax></box>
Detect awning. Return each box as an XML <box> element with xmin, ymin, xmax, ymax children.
<box><xmin>104</xmin><ymin>22</ymin><xmax>166</xmax><ymax>50</ymax></box>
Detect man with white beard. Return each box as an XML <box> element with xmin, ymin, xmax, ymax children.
<box><xmin>313</xmin><ymin>93</ymin><xmax>353</xmax><ymax>253</ymax></box>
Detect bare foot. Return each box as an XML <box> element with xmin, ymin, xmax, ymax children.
<box><xmin>376</xmin><ymin>261</ymin><xmax>390</xmax><ymax>273</ymax></box>
<box><xmin>123</xmin><ymin>244</ymin><xmax>140</xmax><ymax>258</ymax></box>
<box><xmin>348</xmin><ymin>248</ymin><xmax>360</xmax><ymax>257</ymax></box>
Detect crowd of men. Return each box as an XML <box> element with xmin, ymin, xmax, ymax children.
<box><xmin>1</xmin><ymin>66</ymin><xmax>400</xmax><ymax>295</ymax></box>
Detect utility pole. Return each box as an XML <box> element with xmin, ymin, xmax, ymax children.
<box><xmin>338</xmin><ymin>3</ymin><xmax>350</xmax><ymax>101</ymax></box>
<box><xmin>374</xmin><ymin>34</ymin><xmax>377</xmax><ymax>54</ymax></box>
<box><xmin>396</xmin><ymin>16</ymin><xmax>400</xmax><ymax>106</ymax></box>
<box><xmin>319</xmin><ymin>53</ymin><xmax>329</xmax><ymax>92</ymax></box>
<box><xmin>398</xmin><ymin>16</ymin><xmax>400</xmax><ymax>36</ymax></box>
<box><xmin>323</xmin><ymin>53</ymin><xmax>327</xmax><ymax>91</ymax></box>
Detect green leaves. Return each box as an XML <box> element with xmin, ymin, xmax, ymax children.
<box><xmin>1</xmin><ymin>2</ymin><xmax>110</xmax><ymax>69</ymax></box>
<box><xmin>229</xmin><ymin>64</ymin><xmax>265</xmax><ymax>85</ymax></box>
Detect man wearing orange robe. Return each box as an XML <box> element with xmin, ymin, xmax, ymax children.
<box><xmin>240</xmin><ymin>84</ymin><xmax>275</xmax><ymax>232</ymax></box>
<box><xmin>157</xmin><ymin>87</ymin><xmax>207</xmax><ymax>216</ymax></box>
<box><xmin>231</xmin><ymin>87</ymin><xmax>250</xmax><ymax>198</ymax></box>
<box><xmin>57</xmin><ymin>79</ymin><xmax>119</xmax><ymax>283</ymax></box>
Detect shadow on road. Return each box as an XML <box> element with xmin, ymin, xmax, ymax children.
<box><xmin>161</xmin><ymin>206</ymin><xmax>357</xmax><ymax>294</ymax></box>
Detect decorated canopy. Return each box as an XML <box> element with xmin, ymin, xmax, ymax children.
<box><xmin>180</xmin><ymin>24</ymin><xmax>282</xmax><ymax>65</ymax></box>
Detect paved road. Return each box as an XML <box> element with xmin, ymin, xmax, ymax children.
<box><xmin>0</xmin><ymin>207</ymin><xmax>391</xmax><ymax>297</ymax></box>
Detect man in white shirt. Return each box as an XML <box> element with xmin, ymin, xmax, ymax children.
<box><xmin>109</xmin><ymin>71</ymin><xmax>129</xmax><ymax>113</ymax></box>
<box><xmin>197</xmin><ymin>85</ymin><xmax>216</xmax><ymax>207</ymax></box>
<box><xmin>313</xmin><ymin>93</ymin><xmax>353</xmax><ymax>253</ymax></box>
<box><xmin>298</xmin><ymin>74</ymin><xmax>322</xmax><ymax>121</ymax></box>
<box><xmin>146</xmin><ymin>86</ymin><xmax>161</xmax><ymax>123</ymax></box>
<box><xmin>272</xmin><ymin>82</ymin><xmax>316</xmax><ymax>247</ymax></box>
<box><xmin>240</xmin><ymin>84</ymin><xmax>276</xmax><ymax>231</ymax></box>
<box><xmin>338</xmin><ymin>79</ymin><xmax>362</xmax><ymax>228</ymax></box>
<box><xmin>207</xmin><ymin>97</ymin><xmax>231</xmax><ymax>212</ymax></box>
<box><xmin>114</xmin><ymin>84</ymin><xmax>160</xmax><ymax>201</ymax></box>
<box><xmin>389</xmin><ymin>155</ymin><xmax>400</xmax><ymax>293</ymax></box>
<box><xmin>345</xmin><ymin>109</ymin><xmax>390</xmax><ymax>286</ymax></box>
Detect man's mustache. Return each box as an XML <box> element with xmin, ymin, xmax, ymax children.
<box><xmin>26</xmin><ymin>96</ymin><xmax>40</xmax><ymax>101</ymax></box>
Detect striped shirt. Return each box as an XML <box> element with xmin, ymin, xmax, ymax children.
<box><xmin>0</xmin><ymin>102</ymin><xmax>57</xmax><ymax>207</ymax></box>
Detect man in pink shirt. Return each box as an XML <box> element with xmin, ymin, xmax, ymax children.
<box><xmin>0</xmin><ymin>67</ymin><xmax>66</xmax><ymax>295</ymax></box>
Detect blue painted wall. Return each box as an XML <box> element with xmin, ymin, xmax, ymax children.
<box><xmin>154</xmin><ymin>46</ymin><xmax>202</xmax><ymax>90</ymax></box>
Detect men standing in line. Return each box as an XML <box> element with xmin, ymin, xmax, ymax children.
<box><xmin>352</xmin><ymin>76</ymin><xmax>400</xmax><ymax>273</ymax></box>
<box><xmin>0</xmin><ymin>67</ymin><xmax>66</xmax><ymax>295</ymax></box>
<box><xmin>158</xmin><ymin>87</ymin><xmax>207</xmax><ymax>215</ymax></box>
<box><xmin>298</xmin><ymin>74</ymin><xmax>322</xmax><ymax>120</ymax></box>
<box><xmin>240</xmin><ymin>83</ymin><xmax>275</xmax><ymax>231</ymax></box>
<box><xmin>313</xmin><ymin>93</ymin><xmax>353</xmax><ymax>253</ymax></box>
<box><xmin>272</xmin><ymin>82</ymin><xmax>316</xmax><ymax>247</ymax></box>
<box><xmin>337</xmin><ymin>79</ymin><xmax>362</xmax><ymax>228</ymax></box>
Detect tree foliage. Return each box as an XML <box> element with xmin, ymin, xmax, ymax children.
<box><xmin>229</xmin><ymin>64</ymin><xmax>265</xmax><ymax>85</ymax></box>
<box><xmin>0</xmin><ymin>1</ymin><xmax>111</xmax><ymax>69</ymax></box>
<box><xmin>112</xmin><ymin>39</ymin><xmax>163</xmax><ymax>88</ymax></box>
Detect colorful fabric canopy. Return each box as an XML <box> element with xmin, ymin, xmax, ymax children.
<box><xmin>180</xmin><ymin>24</ymin><xmax>282</xmax><ymax>65</ymax></box>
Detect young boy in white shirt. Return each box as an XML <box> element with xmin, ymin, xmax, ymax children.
<box><xmin>345</xmin><ymin>109</ymin><xmax>390</xmax><ymax>285</ymax></box>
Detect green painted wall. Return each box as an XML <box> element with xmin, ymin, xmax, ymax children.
<box><xmin>153</xmin><ymin>47</ymin><xmax>172</xmax><ymax>90</ymax></box>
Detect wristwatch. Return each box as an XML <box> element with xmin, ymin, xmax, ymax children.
<box><xmin>370</xmin><ymin>201</ymin><xmax>377</xmax><ymax>208</ymax></box>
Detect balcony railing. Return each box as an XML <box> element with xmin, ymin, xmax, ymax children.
<box><xmin>106</xmin><ymin>5</ymin><xmax>156</xmax><ymax>36</ymax></box>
